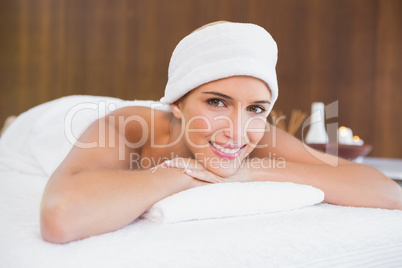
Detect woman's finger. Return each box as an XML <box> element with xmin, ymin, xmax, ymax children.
<box><xmin>162</xmin><ymin>157</ymin><xmax>224</xmax><ymax>183</ymax></box>
<box><xmin>183</xmin><ymin>168</ymin><xmax>224</xmax><ymax>183</ymax></box>
<box><xmin>163</xmin><ymin>158</ymin><xmax>203</xmax><ymax>170</ymax></box>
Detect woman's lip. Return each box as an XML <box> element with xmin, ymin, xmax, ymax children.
<box><xmin>209</xmin><ymin>142</ymin><xmax>245</xmax><ymax>159</ymax></box>
<box><xmin>211</xmin><ymin>141</ymin><xmax>244</xmax><ymax>149</ymax></box>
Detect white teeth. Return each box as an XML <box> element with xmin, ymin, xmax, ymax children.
<box><xmin>211</xmin><ymin>142</ymin><xmax>242</xmax><ymax>155</ymax></box>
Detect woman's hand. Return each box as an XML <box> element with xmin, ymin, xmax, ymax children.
<box><xmin>162</xmin><ymin>158</ymin><xmax>224</xmax><ymax>183</ymax></box>
<box><xmin>162</xmin><ymin>157</ymin><xmax>252</xmax><ymax>183</ymax></box>
<box><xmin>148</xmin><ymin>158</ymin><xmax>213</xmax><ymax>188</ymax></box>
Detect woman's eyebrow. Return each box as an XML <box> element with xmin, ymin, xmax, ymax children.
<box><xmin>202</xmin><ymin>91</ymin><xmax>233</xmax><ymax>100</ymax></box>
<box><xmin>254</xmin><ymin>100</ymin><xmax>271</xmax><ymax>104</ymax></box>
<box><xmin>202</xmin><ymin>92</ymin><xmax>271</xmax><ymax>104</ymax></box>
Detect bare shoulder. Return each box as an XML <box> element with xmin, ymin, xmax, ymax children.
<box><xmin>55</xmin><ymin>105</ymin><xmax>169</xmax><ymax>175</ymax></box>
<box><xmin>108</xmin><ymin>105</ymin><xmax>171</xmax><ymax>143</ymax></box>
<box><xmin>109</xmin><ymin>106</ymin><xmax>152</xmax><ymax>140</ymax></box>
<box><xmin>250</xmin><ymin>123</ymin><xmax>351</xmax><ymax>165</ymax></box>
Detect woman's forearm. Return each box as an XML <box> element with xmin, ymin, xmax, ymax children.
<box><xmin>249</xmin><ymin>159</ymin><xmax>402</xmax><ymax>210</ymax></box>
<box><xmin>41</xmin><ymin>167</ymin><xmax>197</xmax><ymax>243</ymax></box>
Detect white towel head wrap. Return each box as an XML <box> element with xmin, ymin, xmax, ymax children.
<box><xmin>160</xmin><ymin>21</ymin><xmax>279</xmax><ymax>115</ymax></box>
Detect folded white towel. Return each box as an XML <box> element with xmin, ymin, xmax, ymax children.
<box><xmin>161</xmin><ymin>22</ymin><xmax>278</xmax><ymax>115</ymax></box>
<box><xmin>141</xmin><ymin>181</ymin><xmax>324</xmax><ymax>223</ymax></box>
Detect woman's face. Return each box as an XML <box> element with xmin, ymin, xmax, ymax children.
<box><xmin>173</xmin><ymin>76</ymin><xmax>271</xmax><ymax>177</ymax></box>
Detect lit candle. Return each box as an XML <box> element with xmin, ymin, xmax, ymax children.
<box><xmin>338</xmin><ymin>126</ymin><xmax>354</xmax><ymax>145</ymax></box>
<box><xmin>352</xmin><ymin>135</ymin><xmax>364</xmax><ymax>146</ymax></box>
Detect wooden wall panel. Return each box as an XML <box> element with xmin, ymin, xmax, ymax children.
<box><xmin>273</xmin><ymin>0</ymin><xmax>379</xmax><ymax>148</ymax></box>
<box><xmin>0</xmin><ymin>0</ymin><xmax>401</xmax><ymax>157</ymax></box>
<box><xmin>373</xmin><ymin>0</ymin><xmax>402</xmax><ymax>157</ymax></box>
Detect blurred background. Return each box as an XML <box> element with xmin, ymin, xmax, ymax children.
<box><xmin>0</xmin><ymin>0</ymin><xmax>401</xmax><ymax>157</ymax></box>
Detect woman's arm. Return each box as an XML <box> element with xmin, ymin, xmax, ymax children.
<box><xmin>246</xmin><ymin>158</ymin><xmax>402</xmax><ymax>209</ymax></box>
<box><xmin>248</xmin><ymin>125</ymin><xmax>402</xmax><ymax>210</ymax></box>
<box><xmin>40</xmin><ymin>107</ymin><xmax>205</xmax><ymax>244</ymax></box>
<box><xmin>166</xmin><ymin>125</ymin><xmax>402</xmax><ymax>210</ymax></box>
<box><xmin>41</xmin><ymin>166</ymin><xmax>199</xmax><ymax>244</ymax></box>
<box><xmin>166</xmin><ymin>155</ymin><xmax>402</xmax><ymax>210</ymax></box>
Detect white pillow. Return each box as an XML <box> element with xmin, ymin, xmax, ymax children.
<box><xmin>141</xmin><ymin>181</ymin><xmax>324</xmax><ymax>223</ymax></box>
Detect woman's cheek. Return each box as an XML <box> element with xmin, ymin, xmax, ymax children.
<box><xmin>185</xmin><ymin>112</ymin><xmax>218</xmax><ymax>146</ymax></box>
<box><xmin>186</xmin><ymin>118</ymin><xmax>210</xmax><ymax>146</ymax></box>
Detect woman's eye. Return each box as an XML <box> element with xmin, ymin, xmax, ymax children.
<box><xmin>207</xmin><ymin>99</ymin><xmax>225</xmax><ymax>107</ymax></box>
<box><xmin>247</xmin><ymin>105</ymin><xmax>265</xmax><ymax>114</ymax></box>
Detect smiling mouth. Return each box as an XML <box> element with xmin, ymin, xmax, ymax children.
<box><xmin>209</xmin><ymin>141</ymin><xmax>246</xmax><ymax>159</ymax></box>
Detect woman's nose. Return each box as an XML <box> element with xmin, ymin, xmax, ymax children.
<box><xmin>222</xmin><ymin>112</ymin><xmax>244</xmax><ymax>144</ymax></box>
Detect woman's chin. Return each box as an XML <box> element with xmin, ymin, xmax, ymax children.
<box><xmin>206</xmin><ymin>166</ymin><xmax>238</xmax><ymax>178</ymax></box>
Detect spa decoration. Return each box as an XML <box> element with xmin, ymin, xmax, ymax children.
<box><xmin>338</xmin><ymin>126</ymin><xmax>364</xmax><ymax>146</ymax></box>
<box><xmin>270</xmin><ymin>109</ymin><xmax>307</xmax><ymax>136</ymax></box>
<box><xmin>305</xmin><ymin>102</ymin><xmax>328</xmax><ymax>144</ymax></box>
<box><xmin>304</xmin><ymin>103</ymin><xmax>372</xmax><ymax>160</ymax></box>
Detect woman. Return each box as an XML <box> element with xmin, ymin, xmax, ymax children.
<box><xmin>40</xmin><ymin>21</ymin><xmax>402</xmax><ymax>244</ymax></box>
